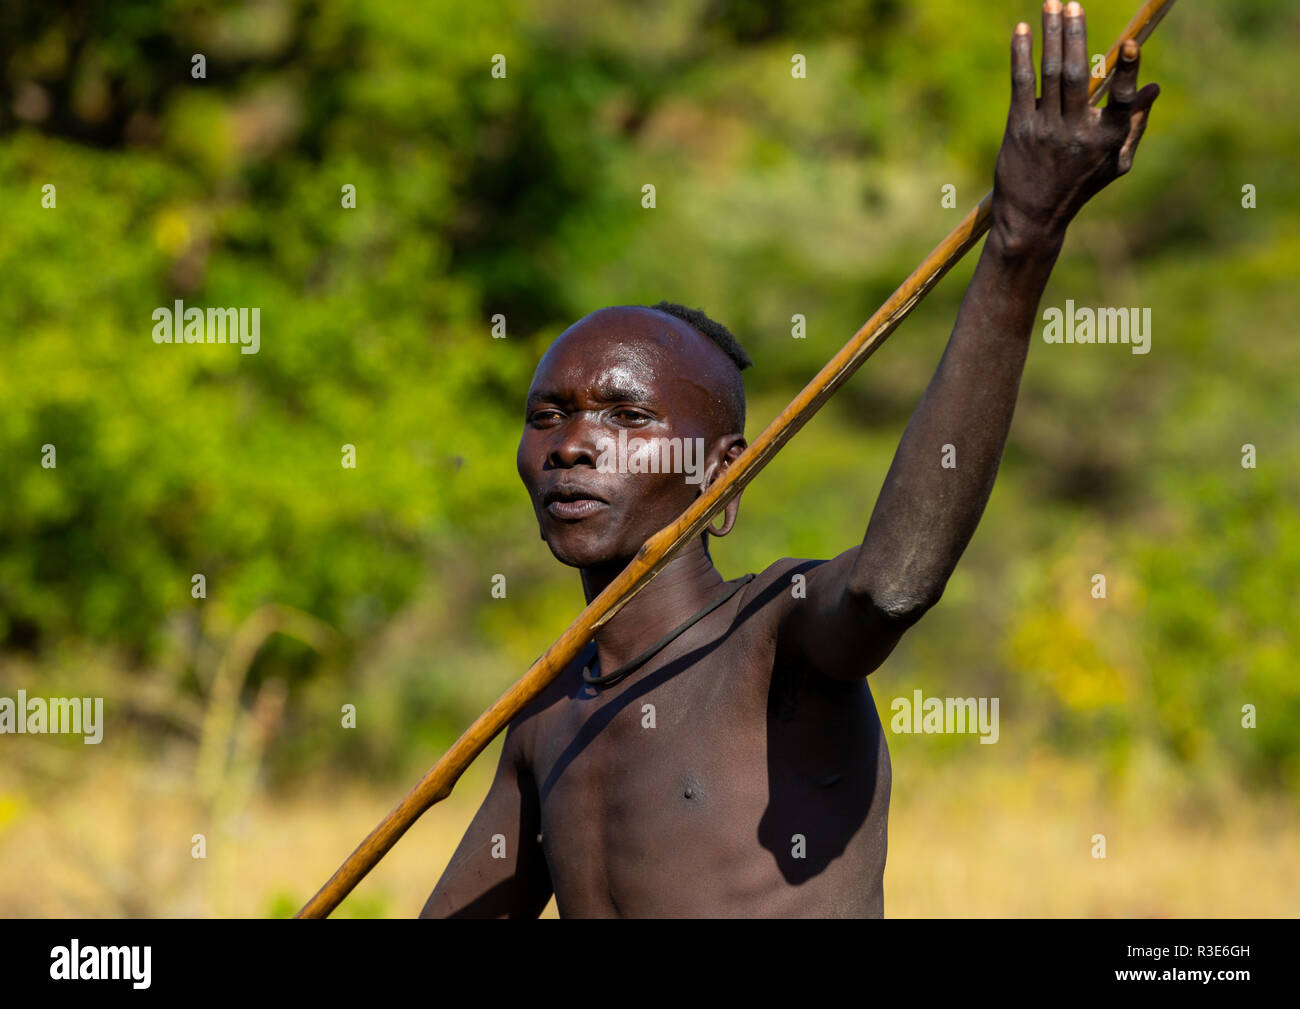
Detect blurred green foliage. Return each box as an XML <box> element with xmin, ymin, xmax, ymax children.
<box><xmin>0</xmin><ymin>0</ymin><xmax>1296</xmax><ymax>792</ymax></box>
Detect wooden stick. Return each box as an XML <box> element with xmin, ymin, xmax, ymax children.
<box><xmin>297</xmin><ymin>0</ymin><xmax>1177</xmax><ymax>918</ymax></box>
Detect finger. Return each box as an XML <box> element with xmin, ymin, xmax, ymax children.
<box><xmin>1104</xmin><ymin>38</ymin><xmax>1140</xmax><ymax>125</ymax></box>
<box><xmin>1117</xmin><ymin>82</ymin><xmax>1159</xmax><ymax>174</ymax></box>
<box><xmin>1062</xmin><ymin>1</ymin><xmax>1089</xmax><ymax>119</ymax></box>
<box><xmin>1040</xmin><ymin>0</ymin><xmax>1063</xmax><ymax>116</ymax></box>
<box><xmin>1010</xmin><ymin>22</ymin><xmax>1036</xmax><ymax>122</ymax></box>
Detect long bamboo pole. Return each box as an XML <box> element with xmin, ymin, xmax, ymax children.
<box><xmin>297</xmin><ymin>0</ymin><xmax>1177</xmax><ymax>918</ymax></box>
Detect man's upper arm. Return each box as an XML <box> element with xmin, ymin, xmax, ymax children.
<box><xmin>419</xmin><ymin>723</ymin><xmax>551</xmax><ymax>918</ymax></box>
<box><xmin>772</xmin><ymin>548</ymin><xmax>922</xmax><ymax>682</ymax></box>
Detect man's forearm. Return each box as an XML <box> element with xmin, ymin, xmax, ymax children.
<box><xmin>846</xmin><ymin>221</ymin><xmax>1063</xmax><ymax>618</ymax></box>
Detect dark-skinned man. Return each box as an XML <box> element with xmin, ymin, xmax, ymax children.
<box><xmin>422</xmin><ymin>1</ymin><xmax>1159</xmax><ymax>918</ymax></box>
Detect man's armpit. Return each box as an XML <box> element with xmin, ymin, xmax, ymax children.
<box><xmin>771</xmin><ymin>548</ymin><xmax>907</xmax><ymax>681</ymax></box>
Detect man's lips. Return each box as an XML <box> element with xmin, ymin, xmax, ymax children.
<box><xmin>546</xmin><ymin>498</ymin><xmax>607</xmax><ymax>520</ymax></box>
<box><xmin>543</xmin><ymin>485</ymin><xmax>609</xmax><ymax>521</ymax></box>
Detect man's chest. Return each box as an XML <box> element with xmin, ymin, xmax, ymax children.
<box><xmin>530</xmin><ymin>629</ymin><xmax>769</xmax><ymax>808</ymax></box>
<box><xmin>524</xmin><ymin>630</ymin><xmax>772</xmax><ymax>891</ymax></box>
<box><xmin>519</xmin><ymin>629</ymin><xmax>892</xmax><ymax>915</ymax></box>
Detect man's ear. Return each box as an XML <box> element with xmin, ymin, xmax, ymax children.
<box><xmin>701</xmin><ymin>435</ymin><xmax>746</xmax><ymax>538</ymax></box>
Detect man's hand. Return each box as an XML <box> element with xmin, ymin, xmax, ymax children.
<box><xmin>993</xmin><ymin>0</ymin><xmax>1160</xmax><ymax>253</ymax></box>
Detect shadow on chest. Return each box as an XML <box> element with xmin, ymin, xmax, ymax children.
<box><xmin>532</xmin><ymin>633</ymin><xmax>752</xmax><ymax>807</ymax></box>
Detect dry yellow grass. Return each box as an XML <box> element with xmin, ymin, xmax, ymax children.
<box><xmin>1</xmin><ymin>742</ymin><xmax>1295</xmax><ymax>917</ymax></box>
<box><xmin>887</xmin><ymin>746</ymin><xmax>1300</xmax><ymax>917</ymax></box>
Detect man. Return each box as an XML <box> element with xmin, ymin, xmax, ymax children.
<box><xmin>422</xmin><ymin>1</ymin><xmax>1158</xmax><ymax>917</ymax></box>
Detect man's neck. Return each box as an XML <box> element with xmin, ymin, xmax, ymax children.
<box><xmin>579</xmin><ymin>538</ymin><xmax>727</xmax><ymax>675</ymax></box>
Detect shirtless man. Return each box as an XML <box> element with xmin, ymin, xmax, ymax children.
<box><xmin>422</xmin><ymin>2</ymin><xmax>1158</xmax><ymax>917</ymax></box>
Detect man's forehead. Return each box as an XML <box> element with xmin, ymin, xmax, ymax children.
<box><xmin>527</xmin><ymin>361</ymin><xmax>655</xmax><ymax>405</ymax></box>
<box><xmin>530</xmin><ymin>308</ymin><xmax>709</xmax><ymax>393</ymax></box>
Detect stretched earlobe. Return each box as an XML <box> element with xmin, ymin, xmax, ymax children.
<box><xmin>707</xmin><ymin>496</ymin><xmax>739</xmax><ymax>537</ymax></box>
<box><xmin>701</xmin><ymin>462</ymin><xmax>740</xmax><ymax>538</ymax></box>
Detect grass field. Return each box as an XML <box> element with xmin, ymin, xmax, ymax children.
<box><xmin>2</xmin><ymin>742</ymin><xmax>1293</xmax><ymax>918</ymax></box>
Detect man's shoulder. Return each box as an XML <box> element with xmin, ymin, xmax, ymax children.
<box><xmin>725</xmin><ymin>550</ymin><xmax>856</xmax><ymax>650</ymax></box>
<box><xmin>745</xmin><ymin>548</ymin><xmax>859</xmax><ymax>608</ymax></box>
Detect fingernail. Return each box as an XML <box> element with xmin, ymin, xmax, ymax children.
<box><xmin>1065</xmin><ymin>1</ymin><xmax>1083</xmax><ymax>16</ymax></box>
<box><xmin>1045</xmin><ymin>0</ymin><xmax>1062</xmax><ymax>13</ymax></box>
<box><xmin>1121</xmin><ymin>38</ymin><xmax>1139</xmax><ymax>60</ymax></box>
<box><xmin>1016</xmin><ymin>21</ymin><xmax>1031</xmax><ymax>35</ymax></box>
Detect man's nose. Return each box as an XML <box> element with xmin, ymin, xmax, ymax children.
<box><xmin>547</xmin><ymin>411</ymin><xmax>603</xmax><ymax>469</ymax></box>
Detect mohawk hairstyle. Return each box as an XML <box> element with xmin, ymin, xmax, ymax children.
<box><xmin>644</xmin><ymin>301</ymin><xmax>753</xmax><ymax>372</ymax></box>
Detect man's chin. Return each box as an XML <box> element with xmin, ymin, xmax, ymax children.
<box><xmin>543</xmin><ymin>530</ymin><xmax>629</xmax><ymax>571</ymax></box>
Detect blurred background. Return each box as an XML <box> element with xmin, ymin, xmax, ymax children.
<box><xmin>0</xmin><ymin>0</ymin><xmax>1296</xmax><ymax>917</ymax></box>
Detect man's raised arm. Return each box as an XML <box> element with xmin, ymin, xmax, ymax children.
<box><xmin>782</xmin><ymin>2</ymin><xmax>1159</xmax><ymax>680</ymax></box>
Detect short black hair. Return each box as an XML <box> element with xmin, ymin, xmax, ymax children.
<box><xmin>644</xmin><ymin>301</ymin><xmax>753</xmax><ymax>371</ymax></box>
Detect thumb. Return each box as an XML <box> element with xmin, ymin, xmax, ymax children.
<box><xmin>1117</xmin><ymin>83</ymin><xmax>1159</xmax><ymax>174</ymax></box>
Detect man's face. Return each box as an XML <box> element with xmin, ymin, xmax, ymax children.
<box><xmin>517</xmin><ymin>307</ymin><xmax>743</xmax><ymax>570</ymax></box>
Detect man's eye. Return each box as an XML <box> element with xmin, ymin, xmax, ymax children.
<box><xmin>612</xmin><ymin>408</ymin><xmax>651</xmax><ymax>423</ymax></box>
<box><xmin>530</xmin><ymin>410</ymin><xmax>562</xmax><ymax>425</ymax></box>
